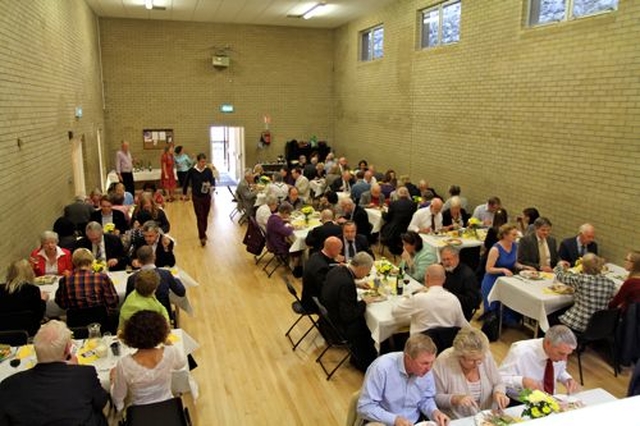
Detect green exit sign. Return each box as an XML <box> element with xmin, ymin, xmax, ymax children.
<box><xmin>220</xmin><ymin>104</ymin><xmax>234</xmax><ymax>113</ymax></box>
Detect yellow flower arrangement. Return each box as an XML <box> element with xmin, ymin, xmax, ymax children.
<box><xmin>259</xmin><ymin>175</ymin><xmax>271</xmax><ymax>185</ymax></box>
<box><xmin>103</xmin><ymin>222</ymin><xmax>116</xmax><ymax>233</ymax></box>
<box><xmin>520</xmin><ymin>389</ymin><xmax>560</xmax><ymax>419</ymax></box>
<box><xmin>375</xmin><ymin>258</ymin><xmax>395</xmax><ymax>278</ymax></box>
<box><xmin>467</xmin><ymin>217</ymin><xmax>482</xmax><ymax>229</ymax></box>
<box><xmin>92</xmin><ymin>260</ymin><xmax>107</xmax><ymax>273</ymax></box>
<box><xmin>300</xmin><ymin>205</ymin><xmax>314</xmax><ymax>224</ymax></box>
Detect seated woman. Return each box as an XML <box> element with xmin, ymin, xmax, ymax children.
<box><xmin>433</xmin><ymin>328</ymin><xmax>509</xmax><ymax>419</ymax></box>
<box><xmin>118</xmin><ymin>270</ymin><xmax>169</xmax><ymax>331</ymax></box>
<box><xmin>132</xmin><ymin>192</ymin><xmax>170</xmax><ymax>233</ymax></box>
<box><xmin>476</xmin><ymin>209</ymin><xmax>509</xmax><ymax>282</ymax></box>
<box><xmin>516</xmin><ymin>207</ymin><xmax>540</xmax><ymax>236</ymax></box>
<box><xmin>0</xmin><ymin>259</ymin><xmax>47</xmax><ymax>327</ymax></box>
<box><xmin>609</xmin><ymin>250</ymin><xmax>640</xmax><ymax>312</ymax></box>
<box><xmin>29</xmin><ymin>231</ymin><xmax>73</xmax><ymax>277</ymax></box>
<box><xmin>441</xmin><ymin>196</ymin><xmax>470</xmax><ymax>231</ymax></box>
<box><xmin>554</xmin><ymin>254</ymin><xmax>617</xmax><ymax>333</ymax></box>
<box><xmin>111</xmin><ymin>310</ymin><xmax>187</xmax><ymax>412</ymax></box>
<box><xmin>400</xmin><ymin>231</ymin><xmax>437</xmax><ymax>283</ymax></box>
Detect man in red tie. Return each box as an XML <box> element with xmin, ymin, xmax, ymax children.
<box><xmin>498</xmin><ymin>325</ymin><xmax>579</xmax><ymax>400</ymax></box>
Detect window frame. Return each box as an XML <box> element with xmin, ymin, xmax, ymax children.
<box><xmin>419</xmin><ymin>0</ymin><xmax>462</xmax><ymax>50</ymax></box>
<box><xmin>359</xmin><ymin>24</ymin><xmax>384</xmax><ymax>62</ymax></box>
<box><xmin>528</xmin><ymin>0</ymin><xmax>619</xmax><ymax>27</ymax></box>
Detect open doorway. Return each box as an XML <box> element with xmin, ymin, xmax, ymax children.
<box><xmin>210</xmin><ymin>126</ymin><xmax>245</xmax><ymax>185</ymax></box>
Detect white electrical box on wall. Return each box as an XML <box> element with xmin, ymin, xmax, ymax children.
<box><xmin>213</xmin><ymin>56</ymin><xmax>230</xmax><ymax>68</ymax></box>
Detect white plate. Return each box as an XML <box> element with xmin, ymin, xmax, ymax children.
<box><xmin>415</xmin><ymin>422</ymin><xmax>437</xmax><ymax>426</ymax></box>
<box><xmin>519</xmin><ymin>270</ymin><xmax>541</xmax><ymax>280</ymax></box>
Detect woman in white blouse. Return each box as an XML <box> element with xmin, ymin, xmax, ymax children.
<box><xmin>110</xmin><ymin>310</ymin><xmax>187</xmax><ymax>412</ymax></box>
<box><xmin>432</xmin><ymin>328</ymin><xmax>509</xmax><ymax>419</ymax></box>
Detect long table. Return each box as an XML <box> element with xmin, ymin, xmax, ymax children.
<box><xmin>41</xmin><ymin>268</ymin><xmax>199</xmax><ymax>318</ymax></box>
<box><xmin>421</xmin><ymin>232</ymin><xmax>484</xmax><ymax>261</ymax></box>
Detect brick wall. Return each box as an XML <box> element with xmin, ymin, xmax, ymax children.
<box><xmin>0</xmin><ymin>0</ymin><xmax>104</xmax><ymax>274</ymax></box>
<box><xmin>333</xmin><ymin>0</ymin><xmax>640</xmax><ymax>263</ymax></box>
<box><xmin>99</xmin><ymin>19</ymin><xmax>334</xmax><ymax>174</ymax></box>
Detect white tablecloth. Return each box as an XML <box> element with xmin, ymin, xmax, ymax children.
<box><xmin>0</xmin><ymin>329</ymin><xmax>199</xmax><ymax>399</ymax></box>
<box><xmin>289</xmin><ymin>217</ymin><xmax>322</xmax><ymax>253</ymax></box>
<box><xmin>421</xmin><ymin>233</ymin><xmax>484</xmax><ymax>262</ymax></box>
<box><xmin>41</xmin><ymin>268</ymin><xmax>199</xmax><ymax>318</ymax></box>
<box><xmin>106</xmin><ymin>169</ymin><xmax>179</xmax><ymax>191</ymax></box>
<box><xmin>365</xmin><ymin>207</ymin><xmax>385</xmax><ymax>234</ymax></box>
<box><xmin>450</xmin><ymin>388</ymin><xmax>616</xmax><ymax>425</ymax></box>
<box><xmin>309</xmin><ymin>179</ymin><xmax>326</xmax><ymax>198</ymax></box>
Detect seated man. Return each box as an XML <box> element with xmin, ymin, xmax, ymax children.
<box><xmin>284</xmin><ymin>186</ymin><xmax>304</xmax><ymax>211</ymax></box>
<box><xmin>472</xmin><ymin>196</ymin><xmax>502</xmax><ymax>226</ymax></box>
<box><xmin>305</xmin><ymin>209</ymin><xmax>342</xmax><ymax>253</ymax></box>
<box><xmin>337</xmin><ymin>198</ymin><xmax>373</xmax><ymax>241</ymax></box>
<box><xmin>90</xmin><ymin>195</ymin><xmax>129</xmax><ymax>235</ymax></box>
<box><xmin>119</xmin><ymin>269</ymin><xmax>170</xmax><ymax>331</ymax></box>
<box><xmin>126</xmin><ymin>245</ymin><xmax>185</xmax><ymax>321</ymax></box>
<box><xmin>113</xmin><ymin>181</ymin><xmax>134</xmax><ymax>205</ymax></box>
<box><xmin>558</xmin><ymin>223</ymin><xmax>598</xmax><ymax>266</ymax></box>
<box><xmin>256</xmin><ymin>195</ymin><xmax>278</xmax><ymax>232</ymax></box>
<box><xmin>359</xmin><ymin>183</ymin><xmax>386</xmax><ymax>209</ymax></box>
<box><xmin>330</xmin><ymin>170</ymin><xmax>355</xmax><ymax>193</ymax></box>
<box><xmin>498</xmin><ymin>324</ymin><xmax>579</xmax><ymax>399</ymax></box>
<box><xmin>408</xmin><ymin>198</ymin><xmax>444</xmax><ymax>234</ymax></box>
<box><xmin>350</xmin><ymin>170</ymin><xmax>371</xmax><ymax>204</ymax></box>
<box><xmin>301</xmin><ymin>236</ymin><xmax>343</xmax><ymax>313</ymax></box>
<box><xmin>131</xmin><ymin>220</ymin><xmax>176</xmax><ymax>268</ymax></box>
<box><xmin>440</xmin><ymin>245</ymin><xmax>481</xmax><ymax>321</ymax></box>
<box><xmin>0</xmin><ymin>321</ymin><xmax>109</xmax><ymax>425</ymax></box>
<box><xmin>392</xmin><ymin>264</ymin><xmax>470</xmax><ymax>335</ymax></box>
<box><xmin>357</xmin><ymin>333</ymin><xmax>450</xmax><ymax>426</ymax></box>
<box><xmin>77</xmin><ymin>221</ymin><xmax>128</xmax><ymax>271</ymax></box>
<box><xmin>320</xmin><ymin>252</ymin><xmax>378</xmax><ymax>372</ymax></box>
<box><xmin>340</xmin><ymin>220</ymin><xmax>374</xmax><ymax>262</ymax></box>
<box><xmin>517</xmin><ymin>217</ymin><xmax>558</xmax><ymax>272</ymax></box>
<box><xmin>380</xmin><ymin>187</ymin><xmax>416</xmax><ymax>256</ymax></box>
<box><xmin>292</xmin><ymin>167</ymin><xmax>311</xmax><ymax>202</ymax></box>
<box><xmin>63</xmin><ymin>195</ymin><xmax>95</xmax><ymax>234</ymax></box>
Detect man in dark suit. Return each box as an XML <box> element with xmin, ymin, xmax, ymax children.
<box><xmin>305</xmin><ymin>209</ymin><xmax>343</xmax><ymax>253</ymax></box>
<box><xmin>78</xmin><ymin>221</ymin><xmax>128</xmax><ymax>270</ymax></box>
<box><xmin>90</xmin><ymin>195</ymin><xmax>129</xmax><ymax>235</ymax></box>
<box><xmin>340</xmin><ymin>221</ymin><xmax>374</xmax><ymax>262</ymax></box>
<box><xmin>440</xmin><ymin>245</ymin><xmax>481</xmax><ymax>321</ymax></box>
<box><xmin>126</xmin><ymin>245</ymin><xmax>185</xmax><ymax>322</ymax></box>
<box><xmin>381</xmin><ymin>187</ymin><xmax>416</xmax><ymax>255</ymax></box>
<box><xmin>338</xmin><ymin>197</ymin><xmax>372</xmax><ymax>240</ymax></box>
<box><xmin>0</xmin><ymin>320</ymin><xmax>109</xmax><ymax>425</ymax></box>
<box><xmin>130</xmin><ymin>220</ymin><xmax>176</xmax><ymax>268</ymax></box>
<box><xmin>301</xmin><ymin>237</ymin><xmax>342</xmax><ymax>313</ymax></box>
<box><xmin>517</xmin><ymin>217</ymin><xmax>559</xmax><ymax>272</ymax></box>
<box><xmin>330</xmin><ymin>170</ymin><xmax>355</xmax><ymax>193</ymax></box>
<box><xmin>320</xmin><ymin>252</ymin><xmax>378</xmax><ymax>372</ymax></box>
<box><xmin>558</xmin><ymin>223</ymin><xmax>598</xmax><ymax>266</ymax></box>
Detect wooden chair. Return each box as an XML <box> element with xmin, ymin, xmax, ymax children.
<box><xmin>283</xmin><ymin>276</ymin><xmax>318</xmax><ymax>350</ymax></box>
<box><xmin>313</xmin><ymin>297</ymin><xmax>354</xmax><ymax>380</ymax></box>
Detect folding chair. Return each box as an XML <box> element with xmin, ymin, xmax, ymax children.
<box><xmin>313</xmin><ymin>297</ymin><xmax>355</xmax><ymax>380</ymax></box>
<box><xmin>0</xmin><ymin>310</ymin><xmax>40</xmax><ymax>336</ymax></box>
<box><xmin>0</xmin><ymin>330</ymin><xmax>29</xmax><ymax>346</ymax></box>
<box><xmin>66</xmin><ymin>305</ymin><xmax>113</xmax><ymax>333</ymax></box>
<box><xmin>262</xmin><ymin>237</ymin><xmax>291</xmax><ymax>278</ymax></box>
<box><xmin>423</xmin><ymin>326</ymin><xmax>461</xmax><ymax>354</ymax></box>
<box><xmin>283</xmin><ymin>276</ymin><xmax>318</xmax><ymax>350</ymax></box>
<box><xmin>227</xmin><ymin>185</ymin><xmax>243</xmax><ymax>222</ymax></box>
<box><xmin>123</xmin><ymin>397</ymin><xmax>191</xmax><ymax>426</ymax></box>
<box><xmin>243</xmin><ymin>216</ymin><xmax>267</xmax><ymax>264</ymax></box>
<box><xmin>575</xmin><ymin>308</ymin><xmax>620</xmax><ymax>385</ymax></box>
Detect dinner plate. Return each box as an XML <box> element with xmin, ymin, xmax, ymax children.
<box><xmin>547</xmin><ymin>284</ymin><xmax>575</xmax><ymax>295</ymax></box>
<box><xmin>519</xmin><ymin>270</ymin><xmax>542</xmax><ymax>280</ymax></box>
<box><xmin>474</xmin><ymin>410</ymin><xmax>522</xmax><ymax>426</ymax></box>
<box><xmin>415</xmin><ymin>421</ymin><xmax>437</xmax><ymax>426</ymax></box>
<box><xmin>445</xmin><ymin>238</ymin><xmax>463</xmax><ymax>246</ymax></box>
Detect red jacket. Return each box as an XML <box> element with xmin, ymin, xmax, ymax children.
<box><xmin>30</xmin><ymin>247</ymin><xmax>73</xmax><ymax>276</ymax></box>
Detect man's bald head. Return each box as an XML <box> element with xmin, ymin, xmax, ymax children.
<box><xmin>323</xmin><ymin>236</ymin><xmax>343</xmax><ymax>259</ymax></box>
<box><xmin>425</xmin><ymin>264</ymin><xmax>446</xmax><ymax>288</ymax></box>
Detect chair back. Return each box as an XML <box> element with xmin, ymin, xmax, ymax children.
<box><xmin>423</xmin><ymin>326</ymin><xmax>461</xmax><ymax>354</ymax></box>
<box><xmin>283</xmin><ymin>277</ymin><xmax>299</xmax><ymax>300</ymax></box>
<box><xmin>227</xmin><ymin>185</ymin><xmax>238</xmax><ymax>202</ymax></box>
<box><xmin>0</xmin><ymin>330</ymin><xmax>29</xmax><ymax>346</ymax></box>
<box><xmin>243</xmin><ymin>216</ymin><xmax>266</xmax><ymax>255</ymax></box>
<box><xmin>126</xmin><ymin>397</ymin><xmax>190</xmax><ymax>426</ymax></box>
<box><xmin>345</xmin><ymin>390</ymin><xmax>363</xmax><ymax>426</ymax></box>
<box><xmin>66</xmin><ymin>305</ymin><xmax>110</xmax><ymax>330</ymax></box>
<box><xmin>582</xmin><ymin>308</ymin><xmax>620</xmax><ymax>343</ymax></box>
<box><xmin>313</xmin><ymin>297</ymin><xmax>348</xmax><ymax>345</ymax></box>
<box><xmin>0</xmin><ymin>310</ymin><xmax>40</xmax><ymax>336</ymax></box>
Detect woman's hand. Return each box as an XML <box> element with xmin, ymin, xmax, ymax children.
<box><xmin>502</xmin><ymin>268</ymin><xmax>513</xmax><ymax>277</ymax></box>
<box><xmin>451</xmin><ymin>394</ymin><xmax>478</xmax><ymax>409</ymax></box>
<box><xmin>493</xmin><ymin>392</ymin><xmax>509</xmax><ymax>410</ymax></box>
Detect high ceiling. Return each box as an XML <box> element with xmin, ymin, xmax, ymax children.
<box><xmin>85</xmin><ymin>0</ymin><xmax>395</xmax><ymax>29</ymax></box>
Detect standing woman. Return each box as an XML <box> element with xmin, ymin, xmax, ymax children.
<box><xmin>182</xmin><ymin>153</ymin><xmax>216</xmax><ymax>246</ymax></box>
<box><xmin>160</xmin><ymin>145</ymin><xmax>177</xmax><ymax>202</ymax></box>
<box><xmin>173</xmin><ymin>145</ymin><xmax>194</xmax><ymax>195</ymax></box>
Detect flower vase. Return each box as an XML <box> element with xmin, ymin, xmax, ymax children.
<box><xmin>304</xmin><ymin>215</ymin><xmax>310</xmax><ymax>224</ymax></box>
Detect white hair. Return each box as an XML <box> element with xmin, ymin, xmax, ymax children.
<box><xmin>34</xmin><ymin>320</ymin><xmax>72</xmax><ymax>363</ymax></box>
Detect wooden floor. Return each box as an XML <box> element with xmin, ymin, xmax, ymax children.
<box><xmin>165</xmin><ymin>190</ymin><xmax>631</xmax><ymax>425</ymax></box>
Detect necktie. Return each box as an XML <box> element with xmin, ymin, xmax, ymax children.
<box><xmin>344</xmin><ymin>180</ymin><xmax>350</xmax><ymax>192</ymax></box>
<box><xmin>543</xmin><ymin>359</ymin><xmax>554</xmax><ymax>394</ymax></box>
<box><xmin>348</xmin><ymin>241</ymin><xmax>356</xmax><ymax>260</ymax></box>
<box><xmin>94</xmin><ymin>243</ymin><xmax>103</xmax><ymax>261</ymax></box>
<box><xmin>579</xmin><ymin>244</ymin><xmax>586</xmax><ymax>256</ymax></box>
<box><xmin>430</xmin><ymin>214</ymin><xmax>436</xmax><ymax>232</ymax></box>
<box><xmin>538</xmin><ymin>239</ymin><xmax>550</xmax><ymax>268</ymax></box>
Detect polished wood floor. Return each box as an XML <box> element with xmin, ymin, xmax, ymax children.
<box><xmin>165</xmin><ymin>190</ymin><xmax>631</xmax><ymax>425</ymax></box>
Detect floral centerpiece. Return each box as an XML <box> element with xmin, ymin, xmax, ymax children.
<box><xmin>92</xmin><ymin>260</ymin><xmax>107</xmax><ymax>273</ymax></box>
<box><xmin>259</xmin><ymin>175</ymin><xmax>271</xmax><ymax>185</ymax></box>
<box><xmin>375</xmin><ymin>258</ymin><xmax>395</xmax><ymax>282</ymax></box>
<box><xmin>519</xmin><ymin>389</ymin><xmax>560</xmax><ymax>420</ymax></box>
<box><xmin>103</xmin><ymin>222</ymin><xmax>116</xmax><ymax>234</ymax></box>
<box><xmin>412</xmin><ymin>196</ymin><xmax>423</xmax><ymax>205</ymax></box>
<box><xmin>300</xmin><ymin>205</ymin><xmax>314</xmax><ymax>224</ymax></box>
<box><xmin>466</xmin><ymin>217</ymin><xmax>483</xmax><ymax>239</ymax></box>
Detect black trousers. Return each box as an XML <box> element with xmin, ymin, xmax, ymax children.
<box><xmin>120</xmin><ymin>172</ymin><xmax>135</xmax><ymax>195</ymax></box>
<box><xmin>192</xmin><ymin>196</ymin><xmax>211</xmax><ymax>240</ymax></box>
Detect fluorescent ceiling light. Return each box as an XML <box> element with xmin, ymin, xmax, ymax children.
<box><xmin>145</xmin><ymin>0</ymin><xmax>154</xmax><ymax>10</ymax></box>
<box><xmin>302</xmin><ymin>3</ymin><xmax>325</xmax><ymax>20</ymax></box>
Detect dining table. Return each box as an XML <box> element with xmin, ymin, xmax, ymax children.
<box><xmin>39</xmin><ymin>267</ymin><xmax>199</xmax><ymax>318</ymax></box>
<box><xmin>288</xmin><ymin>213</ymin><xmax>322</xmax><ymax>253</ymax></box>
<box><xmin>0</xmin><ymin>328</ymin><xmax>200</xmax><ymax>398</ymax></box>
<box><xmin>420</xmin><ymin>229</ymin><xmax>486</xmax><ymax>262</ymax></box>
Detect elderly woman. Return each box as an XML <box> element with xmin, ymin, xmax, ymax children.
<box><xmin>111</xmin><ymin>310</ymin><xmax>187</xmax><ymax>412</ymax></box>
<box><xmin>132</xmin><ymin>192</ymin><xmax>170</xmax><ymax>233</ymax></box>
<box><xmin>400</xmin><ymin>231</ymin><xmax>437</xmax><ymax>283</ymax></box>
<box><xmin>441</xmin><ymin>196</ymin><xmax>470</xmax><ymax>231</ymax></box>
<box><xmin>554</xmin><ymin>253</ymin><xmax>617</xmax><ymax>332</ymax></box>
<box><xmin>0</xmin><ymin>259</ymin><xmax>47</xmax><ymax>326</ymax></box>
<box><xmin>433</xmin><ymin>328</ymin><xmax>509</xmax><ymax>419</ymax></box>
<box><xmin>609</xmin><ymin>250</ymin><xmax>640</xmax><ymax>312</ymax></box>
<box><xmin>29</xmin><ymin>231</ymin><xmax>73</xmax><ymax>276</ymax></box>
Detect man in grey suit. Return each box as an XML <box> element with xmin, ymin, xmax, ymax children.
<box><xmin>517</xmin><ymin>217</ymin><xmax>558</xmax><ymax>272</ymax></box>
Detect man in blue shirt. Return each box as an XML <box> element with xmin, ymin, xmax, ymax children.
<box><xmin>357</xmin><ymin>334</ymin><xmax>450</xmax><ymax>426</ymax></box>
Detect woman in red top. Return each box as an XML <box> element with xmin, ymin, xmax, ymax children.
<box><xmin>160</xmin><ymin>144</ymin><xmax>177</xmax><ymax>202</ymax></box>
<box><xmin>609</xmin><ymin>250</ymin><xmax>640</xmax><ymax>312</ymax></box>
<box><xmin>29</xmin><ymin>231</ymin><xmax>73</xmax><ymax>277</ymax></box>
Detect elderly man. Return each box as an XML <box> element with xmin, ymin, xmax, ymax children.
<box><xmin>116</xmin><ymin>140</ymin><xmax>134</xmax><ymax>195</ymax></box>
<box><xmin>131</xmin><ymin>220</ymin><xmax>176</xmax><ymax>268</ymax></box>
<box><xmin>499</xmin><ymin>325</ymin><xmax>579</xmax><ymax>399</ymax></box>
<box><xmin>338</xmin><ymin>156</ymin><xmax>349</xmax><ymax>173</ymax></box>
<box><xmin>472</xmin><ymin>196</ymin><xmax>502</xmax><ymax>226</ymax></box>
<box><xmin>351</xmin><ymin>170</ymin><xmax>372</xmax><ymax>203</ymax></box>
<box><xmin>357</xmin><ymin>334</ymin><xmax>450</xmax><ymax>426</ymax></box>
<box><xmin>113</xmin><ymin>182</ymin><xmax>134</xmax><ymax>205</ymax></box>
<box><xmin>305</xmin><ymin>209</ymin><xmax>342</xmax><ymax>253</ymax></box>
<box><xmin>126</xmin><ymin>245</ymin><xmax>185</xmax><ymax>323</ymax></box>
<box><xmin>256</xmin><ymin>195</ymin><xmax>278</xmax><ymax>232</ymax></box>
<box><xmin>359</xmin><ymin>183</ymin><xmax>386</xmax><ymax>208</ymax></box>
<box><xmin>331</xmin><ymin>169</ymin><xmax>355</xmax><ymax>193</ymax></box>
<box><xmin>338</xmin><ymin>197</ymin><xmax>373</xmax><ymax>240</ymax></box>
<box><xmin>408</xmin><ymin>198</ymin><xmax>444</xmax><ymax>234</ymax></box>
<box><xmin>320</xmin><ymin>252</ymin><xmax>378</xmax><ymax>372</ymax></box>
<box><xmin>418</xmin><ymin>179</ymin><xmax>440</xmax><ymax>201</ymax></box>
<box><xmin>440</xmin><ymin>246</ymin><xmax>481</xmax><ymax>321</ymax></box>
<box><xmin>301</xmin><ymin>236</ymin><xmax>343</xmax><ymax>313</ymax></box>
<box><xmin>236</xmin><ymin>169</ymin><xmax>258</xmax><ymax>221</ymax></box>
<box><xmin>381</xmin><ymin>187</ymin><xmax>416</xmax><ymax>256</ymax></box>
<box><xmin>77</xmin><ymin>221</ymin><xmax>127</xmax><ymax>270</ymax></box>
<box><xmin>90</xmin><ymin>195</ymin><xmax>129</xmax><ymax>235</ymax></box>
<box><xmin>291</xmin><ymin>167</ymin><xmax>310</xmax><ymax>202</ymax></box>
<box><xmin>517</xmin><ymin>217</ymin><xmax>558</xmax><ymax>272</ymax></box>
<box><xmin>392</xmin><ymin>264</ymin><xmax>470</xmax><ymax>335</ymax></box>
<box><xmin>0</xmin><ymin>321</ymin><xmax>109</xmax><ymax>425</ymax></box>
<box><xmin>558</xmin><ymin>223</ymin><xmax>598</xmax><ymax>266</ymax></box>
<box><xmin>341</xmin><ymin>220</ymin><xmax>374</xmax><ymax>262</ymax></box>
